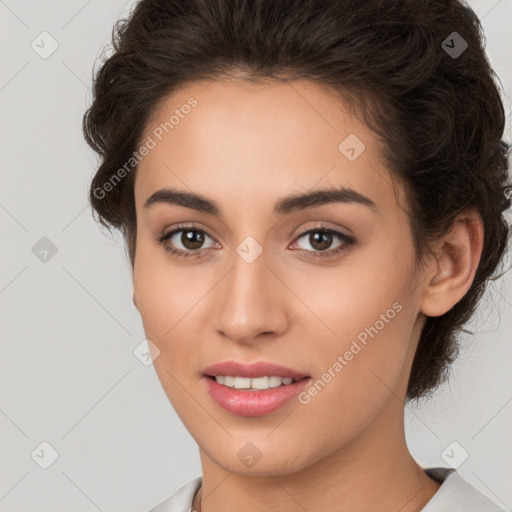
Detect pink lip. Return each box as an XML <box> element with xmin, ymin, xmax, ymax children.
<box><xmin>201</xmin><ymin>360</ymin><xmax>311</xmax><ymax>416</ymax></box>
<box><xmin>202</xmin><ymin>360</ymin><xmax>309</xmax><ymax>379</ymax></box>
<box><xmin>203</xmin><ymin>376</ymin><xmax>311</xmax><ymax>416</ymax></box>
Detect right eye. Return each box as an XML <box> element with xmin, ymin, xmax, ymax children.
<box><xmin>156</xmin><ymin>224</ymin><xmax>219</xmax><ymax>259</ymax></box>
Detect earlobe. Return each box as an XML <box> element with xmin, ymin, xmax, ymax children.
<box><xmin>420</xmin><ymin>212</ymin><xmax>484</xmax><ymax>317</ymax></box>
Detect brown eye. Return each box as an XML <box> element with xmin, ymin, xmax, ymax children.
<box><xmin>292</xmin><ymin>227</ymin><xmax>355</xmax><ymax>258</ymax></box>
<box><xmin>308</xmin><ymin>231</ymin><xmax>333</xmax><ymax>251</ymax></box>
<box><xmin>157</xmin><ymin>225</ymin><xmax>217</xmax><ymax>258</ymax></box>
<box><xmin>180</xmin><ymin>229</ymin><xmax>206</xmax><ymax>250</ymax></box>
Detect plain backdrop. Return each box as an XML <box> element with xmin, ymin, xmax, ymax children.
<box><xmin>1</xmin><ymin>1</ymin><xmax>511</xmax><ymax>511</ymax></box>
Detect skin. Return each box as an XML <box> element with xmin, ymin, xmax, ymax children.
<box><xmin>131</xmin><ymin>77</ymin><xmax>483</xmax><ymax>512</ymax></box>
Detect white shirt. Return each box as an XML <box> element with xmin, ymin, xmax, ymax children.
<box><xmin>148</xmin><ymin>467</ymin><xmax>506</xmax><ymax>511</ymax></box>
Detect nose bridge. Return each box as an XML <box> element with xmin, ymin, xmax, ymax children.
<box><xmin>213</xmin><ymin>235</ymin><xmax>288</xmax><ymax>341</ymax></box>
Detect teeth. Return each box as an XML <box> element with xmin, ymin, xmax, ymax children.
<box><xmin>269</xmin><ymin>376</ymin><xmax>282</xmax><ymax>388</ymax></box>
<box><xmin>214</xmin><ymin>375</ymin><xmax>296</xmax><ymax>390</ymax></box>
<box><xmin>233</xmin><ymin>377</ymin><xmax>251</xmax><ymax>389</ymax></box>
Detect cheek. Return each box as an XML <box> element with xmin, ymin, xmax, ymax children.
<box><xmin>286</xmin><ymin>240</ymin><xmax>415</xmax><ymax>346</ymax></box>
<box><xmin>291</xmin><ymin>304</ymin><xmax>415</xmax><ymax>455</ymax></box>
<box><xmin>288</xmin><ymin>246</ymin><xmax>417</xmax><ymax>407</ymax></box>
<box><xmin>133</xmin><ymin>241</ymin><xmax>203</xmax><ymax>335</ymax></box>
<box><xmin>302</xmin><ymin>297</ymin><xmax>411</xmax><ymax>400</ymax></box>
<box><xmin>132</xmin><ymin>250</ymin><xmax>203</xmax><ymax>407</ymax></box>
<box><xmin>132</xmin><ymin>244</ymin><xmax>225</xmax><ymax>396</ymax></box>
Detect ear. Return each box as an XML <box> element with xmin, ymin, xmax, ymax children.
<box><xmin>132</xmin><ymin>291</ymin><xmax>138</xmax><ymax>310</ymax></box>
<box><xmin>420</xmin><ymin>211</ymin><xmax>484</xmax><ymax>317</ymax></box>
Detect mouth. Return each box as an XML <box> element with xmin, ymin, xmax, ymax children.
<box><xmin>201</xmin><ymin>361</ymin><xmax>311</xmax><ymax>416</ymax></box>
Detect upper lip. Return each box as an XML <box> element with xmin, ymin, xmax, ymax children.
<box><xmin>202</xmin><ymin>361</ymin><xmax>309</xmax><ymax>379</ymax></box>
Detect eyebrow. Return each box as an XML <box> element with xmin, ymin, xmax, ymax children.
<box><xmin>143</xmin><ymin>186</ymin><xmax>377</xmax><ymax>216</ymax></box>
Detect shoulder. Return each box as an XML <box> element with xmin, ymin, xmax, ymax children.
<box><xmin>422</xmin><ymin>467</ymin><xmax>506</xmax><ymax>512</ymax></box>
<box><xmin>147</xmin><ymin>476</ymin><xmax>202</xmax><ymax>512</ymax></box>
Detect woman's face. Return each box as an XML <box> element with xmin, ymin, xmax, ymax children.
<box><xmin>132</xmin><ymin>78</ymin><xmax>430</xmax><ymax>475</ymax></box>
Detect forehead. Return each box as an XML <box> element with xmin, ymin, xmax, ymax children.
<box><xmin>134</xmin><ymin>78</ymin><xmax>399</xmax><ymax>215</ymax></box>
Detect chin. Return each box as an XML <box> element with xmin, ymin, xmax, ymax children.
<box><xmin>202</xmin><ymin>437</ymin><xmax>316</xmax><ymax>477</ymax></box>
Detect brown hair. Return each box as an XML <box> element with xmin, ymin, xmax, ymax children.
<box><xmin>83</xmin><ymin>0</ymin><xmax>511</xmax><ymax>401</ymax></box>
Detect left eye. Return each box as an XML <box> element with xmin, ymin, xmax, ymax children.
<box><xmin>292</xmin><ymin>228</ymin><xmax>354</xmax><ymax>256</ymax></box>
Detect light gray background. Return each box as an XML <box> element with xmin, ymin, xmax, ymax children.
<box><xmin>1</xmin><ymin>1</ymin><xmax>511</xmax><ymax>511</ymax></box>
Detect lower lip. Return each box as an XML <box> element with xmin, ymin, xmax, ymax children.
<box><xmin>203</xmin><ymin>376</ymin><xmax>311</xmax><ymax>416</ymax></box>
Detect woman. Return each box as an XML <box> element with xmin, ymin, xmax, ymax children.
<box><xmin>83</xmin><ymin>0</ymin><xmax>510</xmax><ymax>510</ymax></box>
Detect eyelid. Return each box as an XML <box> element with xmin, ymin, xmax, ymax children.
<box><xmin>295</xmin><ymin>226</ymin><xmax>354</xmax><ymax>242</ymax></box>
<box><xmin>291</xmin><ymin>219</ymin><xmax>355</xmax><ymax>238</ymax></box>
<box><xmin>159</xmin><ymin>222</ymin><xmax>216</xmax><ymax>241</ymax></box>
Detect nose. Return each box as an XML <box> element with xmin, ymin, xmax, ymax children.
<box><xmin>212</xmin><ymin>244</ymin><xmax>290</xmax><ymax>346</ymax></box>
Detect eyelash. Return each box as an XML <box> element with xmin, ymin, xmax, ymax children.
<box><xmin>155</xmin><ymin>223</ymin><xmax>356</xmax><ymax>260</ymax></box>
